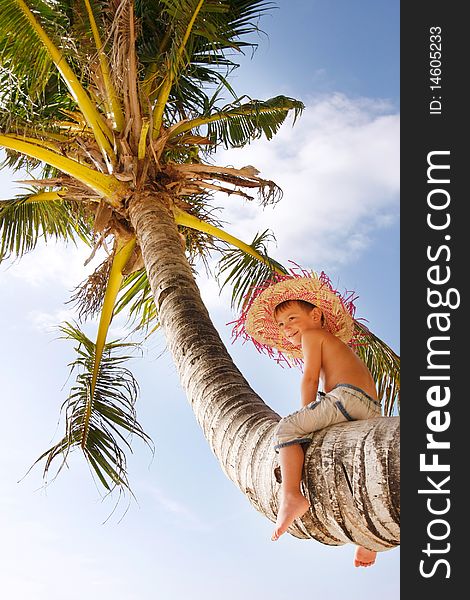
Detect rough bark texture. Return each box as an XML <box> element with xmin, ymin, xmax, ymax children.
<box><xmin>128</xmin><ymin>192</ymin><xmax>400</xmax><ymax>551</ymax></box>
<box><xmin>300</xmin><ymin>417</ymin><xmax>400</xmax><ymax>550</ymax></box>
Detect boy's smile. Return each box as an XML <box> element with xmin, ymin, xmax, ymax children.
<box><xmin>275</xmin><ymin>305</ymin><xmax>321</xmax><ymax>346</ymax></box>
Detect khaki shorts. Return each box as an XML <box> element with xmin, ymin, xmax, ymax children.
<box><xmin>274</xmin><ymin>383</ymin><xmax>382</xmax><ymax>452</ymax></box>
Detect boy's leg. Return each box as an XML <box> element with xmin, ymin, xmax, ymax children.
<box><xmin>271</xmin><ymin>443</ymin><xmax>310</xmax><ymax>541</ymax></box>
<box><xmin>271</xmin><ymin>395</ymin><xmax>350</xmax><ymax>541</ymax></box>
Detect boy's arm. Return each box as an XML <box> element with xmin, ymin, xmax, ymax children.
<box><xmin>300</xmin><ymin>331</ymin><xmax>322</xmax><ymax>407</ymax></box>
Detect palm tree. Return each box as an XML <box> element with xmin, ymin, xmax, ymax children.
<box><xmin>0</xmin><ymin>0</ymin><xmax>399</xmax><ymax>552</ymax></box>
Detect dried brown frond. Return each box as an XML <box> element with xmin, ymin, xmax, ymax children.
<box><xmin>14</xmin><ymin>177</ymin><xmax>69</xmax><ymax>187</ymax></box>
<box><xmin>175</xmin><ymin>134</ymin><xmax>214</xmax><ymax>146</ymax></box>
<box><xmin>74</xmin><ymin>136</ymin><xmax>108</xmax><ymax>173</ymax></box>
<box><xmin>14</xmin><ymin>176</ymin><xmax>102</xmax><ymax>207</ymax></box>
<box><xmin>69</xmin><ymin>254</ymin><xmax>113</xmax><ymax>321</ymax></box>
<box><xmin>93</xmin><ymin>201</ymin><xmax>114</xmax><ymax>234</ymax></box>
<box><xmin>108</xmin><ymin>0</ymin><xmax>142</xmax><ymax>151</ymax></box>
<box><xmin>122</xmin><ymin>244</ymin><xmax>144</xmax><ymax>276</ymax></box>
<box><xmin>116</xmin><ymin>137</ymin><xmax>137</xmax><ymax>180</ymax></box>
<box><xmin>165</xmin><ymin>162</ymin><xmax>282</xmax><ymax>206</ymax></box>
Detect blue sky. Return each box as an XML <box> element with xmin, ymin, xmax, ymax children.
<box><xmin>0</xmin><ymin>2</ymin><xmax>399</xmax><ymax>598</ymax></box>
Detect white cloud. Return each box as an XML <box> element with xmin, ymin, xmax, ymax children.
<box><xmin>142</xmin><ymin>484</ymin><xmax>210</xmax><ymax>532</ymax></box>
<box><xmin>28</xmin><ymin>308</ymin><xmax>76</xmax><ymax>333</ymax></box>
<box><xmin>1</xmin><ymin>240</ymin><xmax>105</xmax><ymax>289</ymax></box>
<box><xmin>213</xmin><ymin>93</ymin><xmax>399</xmax><ymax>269</ymax></box>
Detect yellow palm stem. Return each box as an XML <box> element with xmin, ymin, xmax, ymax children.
<box><xmin>90</xmin><ymin>237</ymin><xmax>136</xmax><ymax>397</ymax></box>
<box><xmin>24</xmin><ymin>191</ymin><xmax>65</xmax><ymax>202</ymax></box>
<box><xmin>151</xmin><ymin>79</ymin><xmax>171</xmax><ymax>139</ymax></box>
<box><xmin>141</xmin><ymin>26</ymin><xmax>172</xmax><ymax>102</ymax></box>
<box><xmin>178</xmin><ymin>0</ymin><xmax>206</xmax><ymax>61</ymax></box>
<box><xmin>55</xmin><ymin>121</ymin><xmax>94</xmax><ymax>135</ymax></box>
<box><xmin>15</xmin><ymin>0</ymin><xmax>116</xmax><ymax>169</ymax></box>
<box><xmin>83</xmin><ymin>0</ymin><xmax>125</xmax><ymax>132</ymax></box>
<box><xmin>152</xmin><ymin>0</ymin><xmax>205</xmax><ymax>136</ymax></box>
<box><xmin>34</xmin><ymin>131</ymin><xmax>69</xmax><ymax>142</ymax></box>
<box><xmin>138</xmin><ymin>119</ymin><xmax>151</xmax><ymax>160</ymax></box>
<box><xmin>7</xmin><ymin>129</ymin><xmax>69</xmax><ymax>144</ymax></box>
<box><xmin>0</xmin><ymin>134</ymin><xmax>126</xmax><ymax>206</ymax></box>
<box><xmin>172</xmin><ymin>206</ymin><xmax>283</xmax><ymax>274</ymax></box>
<box><xmin>2</xmin><ymin>133</ymin><xmax>61</xmax><ymax>153</ymax></box>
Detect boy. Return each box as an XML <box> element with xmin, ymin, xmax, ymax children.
<box><xmin>236</xmin><ymin>271</ymin><xmax>382</xmax><ymax>567</ymax></box>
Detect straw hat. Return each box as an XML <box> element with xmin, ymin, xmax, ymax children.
<box><xmin>232</xmin><ymin>268</ymin><xmax>358</xmax><ymax>364</ymax></box>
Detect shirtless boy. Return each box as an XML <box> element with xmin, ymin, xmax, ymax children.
<box><xmin>237</xmin><ymin>271</ymin><xmax>382</xmax><ymax>567</ymax></box>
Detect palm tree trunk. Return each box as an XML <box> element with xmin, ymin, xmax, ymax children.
<box><xmin>128</xmin><ymin>192</ymin><xmax>400</xmax><ymax>551</ymax></box>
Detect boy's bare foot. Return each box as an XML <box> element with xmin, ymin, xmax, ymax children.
<box><xmin>271</xmin><ymin>492</ymin><xmax>310</xmax><ymax>541</ymax></box>
<box><xmin>354</xmin><ymin>545</ymin><xmax>377</xmax><ymax>567</ymax></box>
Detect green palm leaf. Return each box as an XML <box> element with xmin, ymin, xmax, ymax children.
<box><xmin>143</xmin><ymin>0</ymin><xmax>274</xmax><ymax>65</ymax></box>
<box><xmin>0</xmin><ymin>190</ymin><xmax>91</xmax><ymax>262</ymax></box>
<box><xmin>33</xmin><ymin>323</ymin><xmax>152</xmax><ymax>493</ymax></box>
<box><xmin>0</xmin><ymin>0</ymin><xmax>69</xmax><ymax>98</ymax></box>
<box><xmin>115</xmin><ymin>268</ymin><xmax>160</xmax><ymax>334</ymax></box>
<box><xmin>139</xmin><ymin>0</ymin><xmax>276</xmax><ymax>120</ymax></box>
<box><xmin>1</xmin><ymin>1</ymin><xmax>115</xmax><ymax>166</ymax></box>
<box><xmin>354</xmin><ymin>322</ymin><xmax>400</xmax><ymax>416</ymax></box>
<box><xmin>217</xmin><ymin>229</ymin><xmax>288</xmax><ymax>309</ymax></box>
<box><xmin>0</xmin><ymin>67</ymin><xmax>71</xmax><ymax>137</ymax></box>
<box><xmin>207</xmin><ymin>96</ymin><xmax>304</xmax><ymax>147</ymax></box>
<box><xmin>173</xmin><ymin>95</ymin><xmax>305</xmax><ymax>148</ymax></box>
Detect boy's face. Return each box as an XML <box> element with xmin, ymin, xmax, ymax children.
<box><xmin>274</xmin><ymin>303</ymin><xmax>323</xmax><ymax>346</ymax></box>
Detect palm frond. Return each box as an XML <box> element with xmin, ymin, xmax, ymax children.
<box><xmin>1</xmin><ymin>1</ymin><xmax>116</xmax><ymax>167</ymax></box>
<box><xmin>154</xmin><ymin>62</ymin><xmax>238</xmax><ymax>124</ymax></box>
<box><xmin>0</xmin><ymin>134</ymin><xmax>123</xmax><ymax>201</ymax></box>
<box><xmin>160</xmin><ymin>0</ymin><xmax>274</xmax><ymax>62</ymax></box>
<box><xmin>172</xmin><ymin>95</ymin><xmax>305</xmax><ymax>148</ymax></box>
<box><xmin>114</xmin><ymin>268</ymin><xmax>160</xmax><ymax>335</ymax></box>
<box><xmin>69</xmin><ymin>254</ymin><xmax>113</xmax><ymax>321</ymax></box>
<box><xmin>217</xmin><ymin>229</ymin><xmax>287</xmax><ymax>309</ymax></box>
<box><xmin>0</xmin><ymin>65</ymin><xmax>74</xmax><ymax>137</ymax></box>
<box><xmin>33</xmin><ymin>322</ymin><xmax>152</xmax><ymax>494</ymax></box>
<box><xmin>170</xmin><ymin>162</ymin><xmax>283</xmax><ymax>206</ymax></box>
<box><xmin>81</xmin><ymin>0</ymin><xmax>125</xmax><ymax>131</ymax></box>
<box><xmin>139</xmin><ymin>0</ymin><xmax>276</xmax><ymax>122</ymax></box>
<box><xmin>0</xmin><ymin>148</ymin><xmax>58</xmax><ymax>179</ymax></box>
<box><xmin>0</xmin><ymin>190</ymin><xmax>92</xmax><ymax>262</ymax></box>
<box><xmin>0</xmin><ymin>0</ymin><xmax>70</xmax><ymax>99</ymax></box>
<box><xmin>354</xmin><ymin>322</ymin><xmax>400</xmax><ymax>416</ymax></box>
<box><xmin>75</xmin><ymin>235</ymin><xmax>158</xmax><ymax>337</ymax></box>
<box><xmin>152</xmin><ymin>0</ymin><xmax>209</xmax><ymax>133</ymax></box>
<box><xmin>138</xmin><ymin>0</ymin><xmax>273</xmax><ymax>64</ymax></box>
